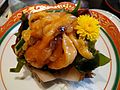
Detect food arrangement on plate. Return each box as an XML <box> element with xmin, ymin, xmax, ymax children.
<box><xmin>10</xmin><ymin>1</ymin><xmax>110</xmax><ymax>83</ymax></box>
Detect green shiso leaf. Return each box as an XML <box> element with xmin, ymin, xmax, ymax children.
<box><xmin>73</xmin><ymin>51</ymin><xmax>110</xmax><ymax>72</ymax></box>
<box><xmin>98</xmin><ymin>53</ymin><xmax>110</xmax><ymax>66</ymax></box>
<box><xmin>73</xmin><ymin>53</ymin><xmax>99</xmax><ymax>72</ymax></box>
<box><xmin>14</xmin><ymin>32</ymin><xmax>19</xmax><ymax>37</ymax></box>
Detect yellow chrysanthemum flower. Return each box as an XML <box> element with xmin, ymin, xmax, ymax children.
<box><xmin>75</xmin><ymin>15</ymin><xmax>100</xmax><ymax>41</ymax></box>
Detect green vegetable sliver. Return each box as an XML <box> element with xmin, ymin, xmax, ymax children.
<box><xmin>10</xmin><ymin>59</ymin><xmax>26</xmax><ymax>72</ymax></box>
<box><xmin>15</xmin><ymin>38</ymin><xmax>25</xmax><ymax>51</ymax></box>
<box><xmin>71</xmin><ymin>0</ymin><xmax>80</xmax><ymax>16</ymax></box>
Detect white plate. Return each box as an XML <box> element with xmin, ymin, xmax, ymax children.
<box><xmin>0</xmin><ymin>3</ymin><xmax>120</xmax><ymax>90</ymax></box>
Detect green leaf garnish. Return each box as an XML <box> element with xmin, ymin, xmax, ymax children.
<box><xmin>10</xmin><ymin>58</ymin><xmax>26</xmax><ymax>72</ymax></box>
<box><xmin>14</xmin><ymin>32</ymin><xmax>19</xmax><ymax>37</ymax></box>
<box><xmin>73</xmin><ymin>52</ymin><xmax>110</xmax><ymax>72</ymax></box>
<box><xmin>98</xmin><ymin>53</ymin><xmax>110</xmax><ymax>66</ymax></box>
<box><xmin>71</xmin><ymin>0</ymin><xmax>80</xmax><ymax>16</ymax></box>
<box><xmin>73</xmin><ymin>53</ymin><xmax>99</xmax><ymax>72</ymax></box>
